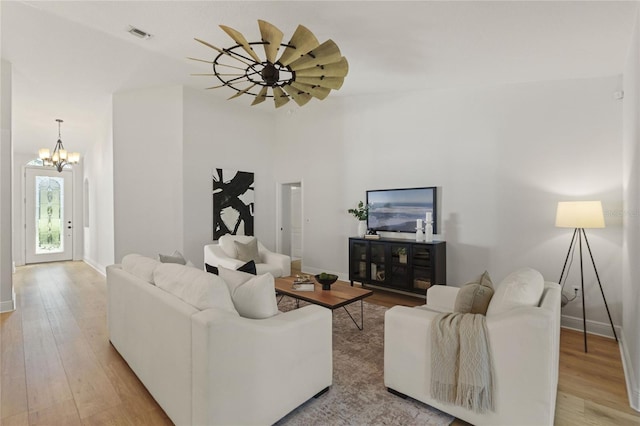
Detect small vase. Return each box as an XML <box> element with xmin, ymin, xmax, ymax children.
<box><xmin>357</xmin><ymin>220</ymin><xmax>367</xmax><ymax>237</ymax></box>
<box><xmin>425</xmin><ymin>221</ymin><xmax>433</xmax><ymax>242</ymax></box>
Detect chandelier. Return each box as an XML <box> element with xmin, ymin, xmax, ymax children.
<box><xmin>38</xmin><ymin>119</ymin><xmax>79</xmax><ymax>172</ymax></box>
<box><xmin>190</xmin><ymin>20</ymin><xmax>349</xmax><ymax>108</ymax></box>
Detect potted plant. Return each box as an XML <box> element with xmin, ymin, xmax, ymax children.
<box><xmin>397</xmin><ymin>247</ymin><xmax>408</xmax><ymax>264</ymax></box>
<box><xmin>348</xmin><ymin>201</ymin><xmax>369</xmax><ymax>237</ymax></box>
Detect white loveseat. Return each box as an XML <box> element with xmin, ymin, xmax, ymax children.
<box><xmin>107</xmin><ymin>254</ymin><xmax>332</xmax><ymax>425</ymax></box>
<box><xmin>384</xmin><ymin>268</ymin><xmax>561</xmax><ymax>426</ymax></box>
<box><xmin>204</xmin><ymin>234</ymin><xmax>291</xmax><ymax>277</ymax></box>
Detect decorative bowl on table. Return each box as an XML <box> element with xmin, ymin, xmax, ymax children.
<box><xmin>315</xmin><ymin>273</ymin><xmax>338</xmax><ymax>290</ymax></box>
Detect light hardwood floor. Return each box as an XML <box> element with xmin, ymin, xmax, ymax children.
<box><xmin>2</xmin><ymin>261</ymin><xmax>639</xmax><ymax>425</ymax></box>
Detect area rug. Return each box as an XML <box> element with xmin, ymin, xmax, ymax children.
<box><xmin>275</xmin><ymin>298</ymin><xmax>454</xmax><ymax>425</ymax></box>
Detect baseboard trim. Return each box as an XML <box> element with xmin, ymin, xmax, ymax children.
<box><xmin>83</xmin><ymin>257</ymin><xmax>106</xmax><ymax>276</ymax></box>
<box><xmin>560</xmin><ymin>314</ymin><xmax>621</xmax><ymax>339</ymax></box>
<box><xmin>0</xmin><ymin>289</ymin><xmax>16</xmax><ymax>313</ymax></box>
<box><xmin>620</xmin><ymin>331</ymin><xmax>640</xmax><ymax>412</ymax></box>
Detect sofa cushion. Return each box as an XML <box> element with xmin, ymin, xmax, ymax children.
<box><xmin>153</xmin><ymin>263</ymin><xmax>238</xmax><ymax>314</ymax></box>
<box><xmin>255</xmin><ymin>263</ymin><xmax>282</xmax><ymax>277</ymax></box>
<box><xmin>454</xmin><ymin>271</ymin><xmax>494</xmax><ymax>315</ymax></box>
<box><xmin>486</xmin><ymin>267</ymin><xmax>544</xmax><ymax>316</ymax></box>
<box><xmin>122</xmin><ymin>253</ymin><xmax>161</xmax><ymax>284</ymax></box>
<box><xmin>235</xmin><ymin>238</ymin><xmax>260</xmax><ymax>263</ymax></box>
<box><xmin>218</xmin><ymin>267</ymin><xmax>278</xmax><ymax>319</ymax></box>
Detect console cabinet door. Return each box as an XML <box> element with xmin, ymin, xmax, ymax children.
<box><xmin>411</xmin><ymin>245</ymin><xmax>433</xmax><ymax>292</ymax></box>
<box><xmin>369</xmin><ymin>242</ymin><xmax>387</xmax><ymax>284</ymax></box>
<box><xmin>388</xmin><ymin>243</ymin><xmax>411</xmax><ymax>289</ymax></box>
<box><xmin>349</xmin><ymin>240</ymin><xmax>369</xmax><ymax>282</ymax></box>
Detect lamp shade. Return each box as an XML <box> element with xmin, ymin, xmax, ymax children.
<box><xmin>555</xmin><ymin>201</ymin><xmax>605</xmax><ymax>228</ymax></box>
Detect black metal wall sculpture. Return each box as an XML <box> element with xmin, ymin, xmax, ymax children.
<box><xmin>213</xmin><ymin>169</ymin><xmax>254</xmax><ymax>239</ymax></box>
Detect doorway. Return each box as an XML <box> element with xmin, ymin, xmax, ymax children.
<box><xmin>25</xmin><ymin>167</ymin><xmax>74</xmax><ymax>263</ymax></box>
<box><xmin>278</xmin><ymin>182</ymin><xmax>303</xmax><ymax>270</ymax></box>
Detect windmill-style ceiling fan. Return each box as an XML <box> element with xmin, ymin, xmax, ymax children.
<box><xmin>190</xmin><ymin>20</ymin><xmax>348</xmax><ymax>108</ymax></box>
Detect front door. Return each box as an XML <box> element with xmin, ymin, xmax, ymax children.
<box><xmin>25</xmin><ymin>167</ymin><xmax>73</xmax><ymax>263</ymax></box>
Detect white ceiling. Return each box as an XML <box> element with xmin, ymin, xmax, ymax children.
<box><xmin>2</xmin><ymin>1</ymin><xmax>638</xmax><ymax>156</ymax></box>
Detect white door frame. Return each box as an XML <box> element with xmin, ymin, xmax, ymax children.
<box><xmin>275</xmin><ymin>180</ymin><xmax>303</xmax><ymax>259</ymax></box>
<box><xmin>24</xmin><ymin>166</ymin><xmax>74</xmax><ymax>263</ymax></box>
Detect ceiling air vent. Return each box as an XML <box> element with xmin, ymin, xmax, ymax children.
<box><xmin>128</xmin><ymin>26</ymin><xmax>152</xmax><ymax>40</ymax></box>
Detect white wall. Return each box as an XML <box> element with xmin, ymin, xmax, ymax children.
<box><xmin>275</xmin><ymin>76</ymin><xmax>623</xmax><ymax>332</ymax></box>
<box><xmin>0</xmin><ymin>58</ymin><xmax>14</xmax><ymax>312</ymax></box>
<box><xmin>182</xmin><ymin>87</ymin><xmax>275</xmax><ymax>267</ymax></box>
<box><xmin>622</xmin><ymin>7</ymin><xmax>640</xmax><ymax>411</ymax></box>
<box><xmin>112</xmin><ymin>87</ymin><xmax>275</xmax><ymax>268</ymax></box>
<box><xmin>83</xmin><ymin>102</ymin><xmax>114</xmax><ymax>273</ymax></box>
<box><xmin>113</xmin><ymin>86</ymin><xmax>184</xmax><ymax>262</ymax></box>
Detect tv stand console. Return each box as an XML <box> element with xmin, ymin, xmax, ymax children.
<box><xmin>348</xmin><ymin>237</ymin><xmax>446</xmax><ymax>294</ymax></box>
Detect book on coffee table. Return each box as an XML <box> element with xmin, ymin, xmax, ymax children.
<box><xmin>292</xmin><ymin>282</ymin><xmax>315</xmax><ymax>291</ymax></box>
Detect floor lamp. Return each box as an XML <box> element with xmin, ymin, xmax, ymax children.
<box><xmin>556</xmin><ymin>201</ymin><xmax>618</xmax><ymax>353</ymax></box>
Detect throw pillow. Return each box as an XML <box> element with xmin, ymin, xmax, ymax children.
<box><xmin>486</xmin><ymin>267</ymin><xmax>544</xmax><ymax>316</ymax></box>
<box><xmin>153</xmin><ymin>263</ymin><xmax>238</xmax><ymax>314</ymax></box>
<box><xmin>237</xmin><ymin>260</ymin><xmax>257</xmax><ymax>275</ymax></box>
<box><xmin>205</xmin><ymin>260</ymin><xmax>256</xmax><ymax>276</ymax></box>
<box><xmin>158</xmin><ymin>250</ymin><xmax>187</xmax><ymax>265</ymax></box>
<box><xmin>122</xmin><ymin>253</ymin><xmax>161</xmax><ymax>284</ymax></box>
<box><xmin>234</xmin><ymin>238</ymin><xmax>260</xmax><ymax>263</ymax></box>
<box><xmin>454</xmin><ymin>271</ymin><xmax>494</xmax><ymax>315</ymax></box>
<box><xmin>218</xmin><ymin>267</ymin><xmax>278</xmax><ymax>319</ymax></box>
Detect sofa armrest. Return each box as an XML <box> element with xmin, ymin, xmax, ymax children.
<box><xmin>203</xmin><ymin>243</ymin><xmax>245</xmax><ymax>270</ymax></box>
<box><xmin>191</xmin><ymin>305</ymin><xmax>332</xmax><ymax>425</ymax></box>
<box><xmin>260</xmin><ymin>249</ymin><xmax>291</xmax><ymax>277</ymax></box>
<box><xmin>426</xmin><ymin>285</ymin><xmax>459</xmax><ymax>311</ymax></box>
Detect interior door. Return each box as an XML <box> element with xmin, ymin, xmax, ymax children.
<box><xmin>290</xmin><ymin>186</ymin><xmax>302</xmax><ymax>259</ymax></box>
<box><xmin>25</xmin><ymin>167</ymin><xmax>73</xmax><ymax>263</ymax></box>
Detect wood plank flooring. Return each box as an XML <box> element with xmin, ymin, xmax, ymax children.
<box><xmin>2</xmin><ymin>261</ymin><xmax>639</xmax><ymax>425</ymax></box>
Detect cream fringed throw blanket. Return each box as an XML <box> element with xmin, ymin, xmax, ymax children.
<box><xmin>431</xmin><ymin>312</ymin><xmax>494</xmax><ymax>413</ymax></box>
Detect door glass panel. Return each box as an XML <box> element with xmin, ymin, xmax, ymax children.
<box><xmin>35</xmin><ymin>175</ymin><xmax>64</xmax><ymax>254</ymax></box>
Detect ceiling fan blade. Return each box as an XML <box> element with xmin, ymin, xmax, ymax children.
<box><xmin>205</xmin><ymin>83</ymin><xmax>228</xmax><ymax>89</ymax></box>
<box><xmin>295</xmin><ymin>76</ymin><xmax>344</xmax><ymax>90</ymax></box>
<box><xmin>187</xmin><ymin>57</ymin><xmax>214</xmax><ymax>64</ymax></box>
<box><xmin>283</xmin><ymin>84</ymin><xmax>312</xmax><ymax>107</ymax></box>
<box><xmin>290</xmin><ymin>81</ymin><xmax>331</xmax><ymax>100</ymax></box>
<box><xmin>291</xmin><ymin>57</ymin><xmax>349</xmax><ymax>78</ymax></box>
<box><xmin>272</xmin><ymin>86</ymin><xmax>290</xmax><ymax>108</ymax></box>
<box><xmin>258</xmin><ymin>20</ymin><xmax>283</xmax><ymax>63</ymax></box>
<box><xmin>219</xmin><ymin>25</ymin><xmax>262</xmax><ymax>63</ymax></box>
<box><xmin>251</xmin><ymin>86</ymin><xmax>269</xmax><ymax>106</ymax></box>
<box><xmin>194</xmin><ymin>38</ymin><xmax>253</xmax><ymax>66</ymax></box>
<box><xmin>228</xmin><ymin>83</ymin><xmax>257</xmax><ymax>100</ymax></box>
<box><xmin>278</xmin><ymin>25</ymin><xmax>319</xmax><ymax>66</ymax></box>
<box><xmin>288</xmin><ymin>40</ymin><xmax>342</xmax><ymax>71</ymax></box>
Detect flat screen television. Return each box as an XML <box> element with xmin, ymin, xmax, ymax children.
<box><xmin>366</xmin><ymin>187</ymin><xmax>437</xmax><ymax>234</ymax></box>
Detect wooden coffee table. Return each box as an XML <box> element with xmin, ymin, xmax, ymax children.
<box><xmin>275</xmin><ymin>277</ymin><xmax>373</xmax><ymax>330</ymax></box>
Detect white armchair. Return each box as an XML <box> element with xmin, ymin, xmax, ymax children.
<box><xmin>384</xmin><ymin>271</ymin><xmax>561</xmax><ymax>426</ymax></box>
<box><xmin>204</xmin><ymin>234</ymin><xmax>291</xmax><ymax>277</ymax></box>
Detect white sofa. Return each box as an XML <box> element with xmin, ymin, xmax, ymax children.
<box><xmin>107</xmin><ymin>254</ymin><xmax>331</xmax><ymax>425</ymax></box>
<box><xmin>384</xmin><ymin>269</ymin><xmax>561</xmax><ymax>426</ymax></box>
<box><xmin>204</xmin><ymin>234</ymin><xmax>291</xmax><ymax>277</ymax></box>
